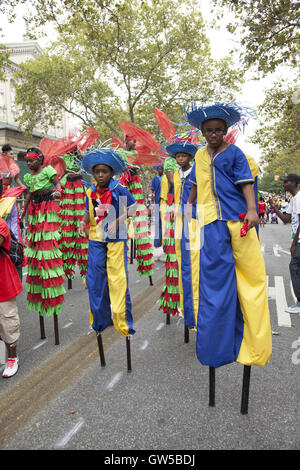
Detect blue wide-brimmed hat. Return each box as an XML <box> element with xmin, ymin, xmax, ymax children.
<box><xmin>165</xmin><ymin>142</ymin><xmax>198</xmax><ymax>158</ymax></box>
<box><xmin>82</xmin><ymin>149</ymin><xmax>126</xmax><ymax>176</ymax></box>
<box><xmin>185</xmin><ymin>102</ymin><xmax>244</xmax><ymax>130</ymax></box>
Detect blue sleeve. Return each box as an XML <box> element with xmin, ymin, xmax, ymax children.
<box><xmin>190</xmin><ymin>162</ymin><xmax>197</xmax><ymax>185</ymax></box>
<box><xmin>233</xmin><ymin>148</ymin><xmax>254</xmax><ymax>185</ymax></box>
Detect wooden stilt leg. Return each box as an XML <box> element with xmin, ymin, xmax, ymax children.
<box><xmin>68</xmin><ymin>278</ymin><xmax>72</xmax><ymax>290</ymax></box>
<box><xmin>97</xmin><ymin>332</ymin><xmax>106</xmax><ymax>367</ymax></box>
<box><xmin>126</xmin><ymin>337</ymin><xmax>132</xmax><ymax>372</ymax></box>
<box><xmin>149</xmin><ymin>275</ymin><xmax>153</xmax><ymax>286</ymax></box>
<box><xmin>209</xmin><ymin>366</ymin><xmax>215</xmax><ymax>407</ymax></box>
<box><xmin>241</xmin><ymin>365</ymin><xmax>251</xmax><ymax>415</ymax></box>
<box><xmin>130</xmin><ymin>239</ymin><xmax>134</xmax><ymax>264</ymax></box>
<box><xmin>184</xmin><ymin>324</ymin><xmax>189</xmax><ymax>343</ymax></box>
<box><xmin>166</xmin><ymin>313</ymin><xmax>170</xmax><ymax>325</ymax></box>
<box><xmin>53</xmin><ymin>313</ymin><xmax>59</xmax><ymax>345</ymax></box>
<box><xmin>133</xmin><ymin>240</ymin><xmax>136</xmax><ymax>259</ymax></box>
<box><xmin>39</xmin><ymin>315</ymin><xmax>46</xmax><ymax>339</ymax></box>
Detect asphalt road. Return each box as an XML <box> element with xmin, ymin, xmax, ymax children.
<box><xmin>0</xmin><ymin>222</ymin><xmax>299</xmax><ymax>451</ymax></box>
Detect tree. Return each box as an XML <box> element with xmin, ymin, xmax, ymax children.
<box><xmin>0</xmin><ymin>44</ymin><xmax>10</xmax><ymax>81</ymax></box>
<box><xmin>251</xmin><ymin>81</ymin><xmax>300</xmax><ymax>175</ymax></box>
<box><xmin>211</xmin><ymin>0</ymin><xmax>300</xmax><ymax>74</ymax></box>
<box><xmin>3</xmin><ymin>0</ymin><xmax>243</xmax><ymax>140</ymax></box>
<box><xmin>257</xmin><ymin>172</ymin><xmax>284</xmax><ymax>194</ymax></box>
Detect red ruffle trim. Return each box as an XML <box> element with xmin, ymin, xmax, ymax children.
<box><xmin>28</xmin><ymin>221</ymin><xmax>59</xmax><ymax>233</ymax></box>
<box><xmin>29</xmin><ymin>258</ymin><xmax>63</xmax><ymax>270</ymax></box>
<box><xmin>27</xmin><ymin>293</ymin><xmax>64</xmax><ymax>307</ymax></box>
<box><xmin>29</xmin><ymin>200</ymin><xmax>60</xmax><ymax>215</ymax></box>
<box><xmin>26</xmin><ymin>239</ymin><xmax>61</xmax><ymax>251</ymax></box>
<box><xmin>26</xmin><ymin>275</ymin><xmax>65</xmax><ymax>288</ymax></box>
<box><xmin>65</xmin><ymin>180</ymin><xmax>84</xmax><ymax>190</ymax></box>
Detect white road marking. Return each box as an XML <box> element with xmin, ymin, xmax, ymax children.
<box><xmin>156</xmin><ymin>323</ymin><xmax>164</xmax><ymax>331</ymax></box>
<box><xmin>55</xmin><ymin>417</ymin><xmax>85</xmax><ymax>448</ymax></box>
<box><xmin>106</xmin><ymin>371</ymin><xmax>123</xmax><ymax>390</ymax></box>
<box><xmin>32</xmin><ymin>339</ymin><xmax>48</xmax><ymax>350</ymax></box>
<box><xmin>140</xmin><ymin>340</ymin><xmax>149</xmax><ymax>350</ymax></box>
<box><xmin>273</xmin><ymin>245</ymin><xmax>280</xmax><ymax>257</ymax></box>
<box><xmin>267</xmin><ymin>276</ymin><xmax>292</xmax><ymax>327</ymax></box>
<box><xmin>63</xmin><ymin>322</ymin><xmax>73</xmax><ymax>329</ymax></box>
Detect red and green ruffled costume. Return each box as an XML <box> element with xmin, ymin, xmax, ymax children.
<box><xmin>24</xmin><ymin>166</ymin><xmax>66</xmax><ymax>316</ymax></box>
<box><xmin>159</xmin><ymin>159</ymin><xmax>181</xmax><ymax>316</ymax></box>
<box><xmin>59</xmin><ymin>154</ymin><xmax>89</xmax><ymax>280</ymax></box>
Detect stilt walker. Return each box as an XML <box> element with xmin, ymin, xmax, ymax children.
<box><xmin>116</xmin><ymin>137</ymin><xmax>155</xmax><ymax>284</ymax></box>
<box><xmin>40</xmin><ymin>127</ymin><xmax>99</xmax><ymax>288</ymax></box>
<box><xmin>59</xmin><ymin>150</ymin><xmax>89</xmax><ymax>286</ymax></box>
<box><xmin>158</xmin><ymin>157</ymin><xmax>181</xmax><ymax>321</ymax></box>
<box><xmin>185</xmin><ymin>102</ymin><xmax>272</xmax><ymax>413</ymax></box>
<box><xmin>165</xmin><ymin>137</ymin><xmax>200</xmax><ymax>340</ymax></box>
<box><xmin>79</xmin><ymin>148</ymin><xmax>137</xmax><ymax>371</ymax></box>
<box><xmin>21</xmin><ymin>148</ymin><xmax>66</xmax><ymax>345</ymax></box>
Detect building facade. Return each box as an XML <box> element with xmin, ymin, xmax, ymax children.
<box><xmin>0</xmin><ymin>38</ymin><xmax>69</xmax><ymax>160</ymax></box>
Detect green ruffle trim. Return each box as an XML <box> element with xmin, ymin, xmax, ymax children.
<box><xmin>25</xmin><ymin>247</ymin><xmax>63</xmax><ymax>261</ymax></box>
<box><xmin>26</xmin><ymin>284</ymin><xmax>65</xmax><ymax>297</ymax></box>
<box><xmin>64</xmin><ymin>187</ymin><xmax>85</xmax><ymax>194</ymax></box>
<box><xmin>27</xmin><ymin>231</ymin><xmax>61</xmax><ymax>242</ymax></box>
<box><xmin>27</xmin><ymin>266</ymin><xmax>65</xmax><ymax>279</ymax></box>
<box><xmin>28</xmin><ymin>212</ymin><xmax>60</xmax><ymax>224</ymax></box>
<box><xmin>27</xmin><ymin>301</ymin><xmax>63</xmax><ymax>317</ymax></box>
<box><xmin>138</xmin><ymin>269</ymin><xmax>154</xmax><ymax>277</ymax></box>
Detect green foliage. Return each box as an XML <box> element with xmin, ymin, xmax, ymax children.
<box><xmin>3</xmin><ymin>0</ymin><xmax>243</xmax><ymax>140</ymax></box>
<box><xmin>250</xmin><ymin>81</ymin><xmax>300</xmax><ymax>175</ymax></box>
<box><xmin>212</xmin><ymin>0</ymin><xmax>300</xmax><ymax>74</ymax></box>
<box><xmin>0</xmin><ymin>43</ymin><xmax>10</xmax><ymax>81</ymax></box>
<box><xmin>257</xmin><ymin>172</ymin><xmax>284</xmax><ymax>194</ymax></box>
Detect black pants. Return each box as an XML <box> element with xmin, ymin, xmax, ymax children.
<box><xmin>289</xmin><ymin>242</ymin><xmax>300</xmax><ymax>301</ymax></box>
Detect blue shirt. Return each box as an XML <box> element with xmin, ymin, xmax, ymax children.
<box><xmin>190</xmin><ymin>144</ymin><xmax>255</xmax><ymax>224</ymax></box>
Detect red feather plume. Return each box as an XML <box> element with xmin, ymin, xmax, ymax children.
<box><xmin>154</xmin><ymin>108</ymin><xmax>176</xmax><ymax>143</ymax></box>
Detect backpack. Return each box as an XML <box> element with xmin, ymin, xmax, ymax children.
<box><xmin>0</xmin><ymin>229</ymin><xmax>24</xmax><ymax>268</ymax></box>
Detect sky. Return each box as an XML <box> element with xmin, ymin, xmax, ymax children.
<box><xmin>0</xmin><ymin>0</ymin><xmax>293</xmax><ymax>163</ymax></box>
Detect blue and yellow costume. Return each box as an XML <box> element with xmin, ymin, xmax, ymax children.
<box><xmin>186</xmin><ymin>103</ymin><xmax>272</xmax><ymax>368</ymax></box>
<box><xmin>166</xmin><ymin>141</ymin><xmax>200</xmax><ymax>330</ymax></box>
<box><xmin>82</xmin><ymin>149</ymin><xmax>137</xmax><ymax>337</ymax></box>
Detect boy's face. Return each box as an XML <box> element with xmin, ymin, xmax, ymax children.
<box><xmin>92</xmin><ymin>164</ymin><xmax>114</xmax><ymax>187</ymax></box>
<box><xmin>202</xmin><ymin>119</ymin><xmax>227</xmax><ymax>148</ymax></box>
<box><xmin>175</xmin><ymin>152</ymin><xmax>193</xmax><ymax>170</ymax></box>
<box><xmin>157</xmin><ymin>166</ymin><xmax>163</xmax><ymax>176</ymax></box>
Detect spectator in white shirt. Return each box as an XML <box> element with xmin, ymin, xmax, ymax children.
<box><xmin>270</xmin><ymin>174</ymin><xmax>300</xmax><ymax>313</ymax></box>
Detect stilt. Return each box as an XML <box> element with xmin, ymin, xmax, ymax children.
<box><xmin>166</xmin><ymin>313</ymin><xmax>170</xmax><ymax>325</ymax></box>
<box><xmin>97</xmin><ymin>332</ymin><xmax>106</xmax><ymax>367</ymax></box>
<box><xmin>53</xmin><ymin>313</ymin><xmax>59</xmax><ymax>345</ymax></box>
<box><xmin>39</xmin><ymin>315</ymin><xmax>46</xmax><ymax>339</ymax></box>
<box><xmin>133</xmin><ymin>240</ymin><xmax>136</xmax><ymax>259</ymax></box>
<box><xmin>184</xmin><ymin>324</ymin><xmax>189</xmax><ymax>343</ymax></box>
<box><xmin>68</xmin><ymin>278</ymin><xmax>72</xmax><ymax>290</ymax></box>
<box><xmin>149</xmin><ymin>275</ymin><xmax>153</xmax><ymax>286</ymax></box>
<box><xmin>130</xmin><ymin>239</ymin><xmax>134</xmax><ymax>264</ymax></box>
<box><xmin>209</xmin><ymin>366</ymin><xmax>215</xmax><ymax>407</ymax></box>
<box><xmin>126</xmin><ymin>337</ymin><xmax>132</xmax><ymax>372</ymax></box>
<box><xmin>240</xmin><ymin>365</ymin><xmax>251</xmax><ymax>415</ymax></box>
